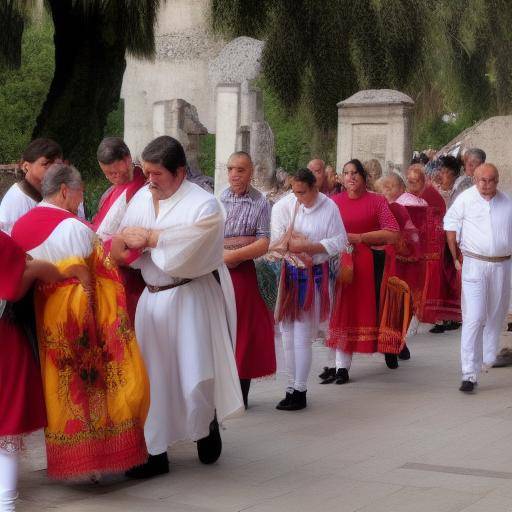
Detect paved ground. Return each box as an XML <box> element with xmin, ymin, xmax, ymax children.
<box><xmin>17</xmin><ymin>325</ymin><xmax>512</xmax><ymax>512</ymax></box>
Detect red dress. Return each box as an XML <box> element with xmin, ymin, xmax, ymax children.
<box><xmin>328</xmin><ymin>191</ymin><xmax>398</xmax><ymax>353</ymax></box>
<box><xmin>0</xmin><ymin>231</ymin><xmax>46</xmax><ymax>438</ymax></box>
<box><xmin>417</xmin><ymin>186</ymin><xmax>461</xmax><ymax>323</ymax></box>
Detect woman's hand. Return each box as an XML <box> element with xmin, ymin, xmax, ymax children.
<box><xmin>122</xmin><ymin>227</ymin><xmax>149</xmax><ymax>249</ymax></box>
<box><xmin>63</xmin><ymin>264</ymin><xmax>92</xmax><ymax>295</ymax></box>
<box><xmin>288</xmin><ymin>233</ymin><xmax>311</xmax><ymax>254</ymax></box>
<box><xmin>347</xmin><ymin>233</ymin><xmax>363</xmax><ymax>244</ymax></box>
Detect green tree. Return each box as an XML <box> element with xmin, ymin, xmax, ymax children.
<box><xmin>0</xmin><ymin>0</ymin><xmax>162</xmax><ymax>178</ymax></box>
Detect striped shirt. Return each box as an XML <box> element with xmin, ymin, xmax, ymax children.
<box><xmin>221</xmin><ymin>186</ymin><xmax>271</xmax><ymax>238</ymax></box>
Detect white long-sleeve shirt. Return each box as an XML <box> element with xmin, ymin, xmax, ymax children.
<box><xmin>444</xmin><ymin>185</ymin><xmax>512</xmax><ymax>257</ymax></box>
<box><xmin>271</xmin><ymin>192</ymin><xmax>347</xmax><ymax>264</ymax></box>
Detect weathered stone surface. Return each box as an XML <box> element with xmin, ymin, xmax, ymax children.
<box><xmin>438</xmin><ymin>115</ymin><xmax>512</xmax><ymax>195</ymax></box>
<box><xmin>250</xmin><ymin>121</ymin><xmax>276</xmax><ymax>192</ymax></box>
<box><xmin>336</xmin><ymin>88</ymin><xmax>414</xmax><ymax>174</ymax></box>
<box><xmin>208</xmin><ymin>37</ymin><xmax>264</xmax><ymax>86</ymax></box>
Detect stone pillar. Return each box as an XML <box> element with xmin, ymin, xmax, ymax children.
<box><xmin>214</xmin><ymin>84</ymin><xmax>241</xmax><ymax>195</ymax></box>
<box><xmin>250</xmin><ymin>121</ymin><xmax>276</xmax><ymax>192</ymax></box>
<box><xmin>336</xmin><ymin>89</ymin><xmax>414</xmax><ymax>174</ymax></box>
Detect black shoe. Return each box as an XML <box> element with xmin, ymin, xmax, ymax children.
<box><xmin>125</xmin><ymin>452</ymin><xmax>169</xmax><ymax>479</ymax></box>
<box><xmin>276</xmin><ymin>391</ymin><xmax>293</xmax><ymax>409</ymax></box>
<box><xmin>508</xmin><ymin>323</ymin><xmax>512</xmax><ymax>332</ymax></box>
<box><xmin>459</xmin><ymin>380</ymin><xmax>475</xmax><ymax>393</ymax></box>
<box><xmin>318</xmin><ymin>366</ymin><xmax>334</xmax><ymax>379</ymax></box>
<box><xmin>240</xmin><ymin>378</ymin><xmax>251</xmax><ymax>410</ymax></box>
<box><xmin>444</xmin><ymin>321</ymin><xmax>461</xmax><ymax>331</ymax></box>
<box><xmin>335</xmin><ymin>368</ymin><xmax>349</xmax><ymax>385</ymax></box>
<box><xmin>429</xmin><ymin>324</ymin><xmax>445</xmax><ymax>334</ymax></box>
<box><xmin>398</xmin><ymin>345</ymin><xmax>410</xmax><ymax>360</ymax></box>
<box><xmin>197</xmin><ymin>416</ymin><xmax>222</xmax><ymax>464</ymax></box>
<box><xmin>319</xmin><ymin>367</ymin><xmax>336</xmax><ymax>384</ymax></box>
<box><xmin>385</xmin><ymin>353</ymin><xmax>399</xmax><ymax>369</ymax></box>
<box><xmin>276</xmin><ymin>390</ymin><xmax>307</xmax><ymax>411</ymax></box>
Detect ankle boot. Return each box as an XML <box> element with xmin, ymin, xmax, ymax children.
<box><xmin>197</xmin><ymin>415</ymin><xmax>222</xmax><ymax>464</ymax></box>
<box><xmin>320</xmin><ymin>367</ymin><xmax>336</xmax><ymax>384</ymax></box>
<box><xmin>276</xmin><ymin>391</ymin><xmax>293</xmax><ymax>409</ymax></box>
<box><xmin>385</xmin><ymin>353</ymin><xmax>399</xmax><ymax>369</ymax></box>
<box><xmin>335</xmin><ymin>368</ymin><xmax>349</xmax><ymax>384</ymax></box>
<box><xmin>398</xmin><ymin>344</ymin><xmax>410</xmax><ymax>360</ymax></box>
<box><xmin>276</xmin><ymin>390</ymin><xmax>307</xmax><ymax>411</ymax></box>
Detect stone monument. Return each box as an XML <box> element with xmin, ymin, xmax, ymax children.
<box><xmin>336</xmin><ymin>89</ymin><xmax>414</xmax><ymax>174</ymax></box>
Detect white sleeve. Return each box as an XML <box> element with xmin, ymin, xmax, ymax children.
<box><xmin>270</xmin><ymin>197</ymin><xmax>291</xmax><ymax>244</ymax></box>
<box><xmin>320</xmin><ymin>206</ymin><xmax>347</xmax><ymax>256</ymax></box>
<box><xmin>52</xmin><ymin>219</ymin><xmax>95</xmax><ymax>259</ymax></box>
<box><xmin>0</xmin><ymin>185</ymin><xmax>34</xmax><ymax>234</ymax></box>
<box><xmin>444</xmin><ymin>194</ymin><xmax>465</xmax><ymax>232</ymax></box>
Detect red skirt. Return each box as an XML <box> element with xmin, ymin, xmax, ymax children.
<box><xmin>0</xmin><ymin>315</ymin><xmax>47</xmax><ymax>436</ymax></box>
<box><xmin>229</xmin><ymin>260</ymin><xmax>276</xmax><ymax>379</ymax></box>
<box><xmin>328</xmin><ymin>243</ymin><xmax>379</xmax><ymax>354</ymax></box>
<box><xmin>119</xmin><ymin>267</ymin><xmax>145</xmax><ymax>326</ymax></box>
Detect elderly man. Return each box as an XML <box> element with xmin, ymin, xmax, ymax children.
<box><xmin>445</xmin><ymin>164</ymin><xmax>512</xmax><ymax>392</ymax></box>
<box><xmin>451</xmin><ymin>148</ymin><xmax>486</xmax><ymax>202</ymax></box>
<box><xmin>221</xmin><ymin>151</ymin><xmax>276</xmax><ymax>409</ymax></box>
<box><xmin>307</xmin><ymin>158</ymin><xmax>329</xmax><ymax>194</ymax></box>
<box><xmin>115</xmin><ymin>136</ymin><xmax>243</xmax><ymax>478</ymax></box>
<box><xmin>11</xmin><ymin>163</ymin><xmax>149</xmax><ymax>479</ymax></box>
<box><xmin>406</xmin><ymin>163</ymin><xmax>446</xmax><ymax>211</ymax></box>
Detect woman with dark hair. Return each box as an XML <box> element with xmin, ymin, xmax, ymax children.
<box><xmin>270</xmin><ymin>168</ymin><xmax>347</xmax><ymax>410</ymax></box>
<box><xmin>327</xmin><ymin>159</ymin><xmax>399</xmax><ymax>383</ymax></box>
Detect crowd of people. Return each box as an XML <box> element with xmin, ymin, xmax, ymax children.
<box><xmin>1</xmin><ymin>135</ymin><xmax>511</xmax><ymax>511</ymax></box>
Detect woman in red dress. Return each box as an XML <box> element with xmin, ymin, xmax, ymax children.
<box><xmin>327</xmin><ymin>159</ymin><xmax>399</xmax><ymax>384</ymax></box>
<box><xmin>0</xmin><ymin>232</ymin><xmax>63</xmax><ymax>511</ymax></box>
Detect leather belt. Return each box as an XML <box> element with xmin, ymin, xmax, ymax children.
<box><xmin>146</xmin><ymin>278</ymin><xmax>192</xmax><ymax>293</ymax></box>
<box><xmin>463</xmin><ymin>251</ymin><xmax>511</xmax><ymax>263</ymax></box>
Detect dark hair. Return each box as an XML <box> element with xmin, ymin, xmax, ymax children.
<box><xmin>293</xmin><ymin>168</ymin><xmax>316</xmax><ymax>188</ymax></box>
<box><xmin>97</xmin><ymin>137</ymin><xmax>131</xmax><ymax>164</ymax></box>
<box><xmin>141</xmin><ymin>136</ymin><xmax>187</xmax><ymax>175</ymax></box>
<box><xmin>419</xmin><ymin>152</ymin><xmax>430</xmax><ymax>165</ymax></box>
<box><xmin>22</xmin><ymin>138</ymin><xmax>62</xmax><ymax>163</ymax></box>
<box><xmin>343</xmin><ymin>158</ymin><xmax>368</xmax><ymax>183</ymax></box>
<box><xmin>439</xmin><ymin>155</ymin><xmax>460</xmax><ymax>176</ymax></box>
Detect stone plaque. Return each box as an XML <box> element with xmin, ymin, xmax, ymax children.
<box><xmin>351</xmin><ymin>124</ymin><xmax>387</xmax><ymax>165</ymax></box>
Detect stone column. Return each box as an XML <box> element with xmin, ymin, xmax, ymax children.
<box><xmin>214</xmin><ymin>84</ymin><xmax>241</xmax><ymax>195</ymax></box>
<box><xmin>336</xmin><ymin>89</ymin><xmax>414</xmax><ymax>174</ymax></box>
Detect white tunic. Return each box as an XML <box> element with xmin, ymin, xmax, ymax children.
<box><xmin>270</xmin><ymin>192</ymin><xmax>347</xmax><ymax>264</ymax></box>
<box><xmin>95</xmin><ymin>190</ymin><xmax>130</xmax><ymax>240</ymax></box>
<box><xmin>0</xmin><ymin>183</ymin><xmax>37</xmax><ymax>234</ymax></box>
<box><xmin>119</xmin><ymin>180</ymin><xmax>243</xmax><ymax>454</ymax></box>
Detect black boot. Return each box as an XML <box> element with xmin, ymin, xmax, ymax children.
<box><xmin>335</xmin><ymin>368</ymin><xmax>349</xmax><ymax>384</ymax></box>
<box><xmin>320</xmin><ymin>367</ymin><xmax>336</xmax><ymax>384</ymax></box>
<box><xmin>444</xmin><ymin>320</ymin><xmax>461</xmax><ymax>331</ymax></box>
<box><xmin>318</xmin><ymin>366</ymin><xmax>334</xmax><ymax>379</ymax></box>
<box><xmin>240</xmin><ymin>378</ymin><xmax>251</xmax><ymax>409</ymax></box>
<box><xmin>429</xmin><ymin>323</ymin><xmax>445</xmax><ymax>334</ymax></box>
<box><xmin>275</xmin><ymin>391</ymin><xmax>293</xmax><ymax>409</ymax></box>
<box><xmin>398</xmin><ymin>344</ymin><xmax>411</xmax><ymax>360</ymax></box>
<box><xmin>385</xmin><ymin>353</ymin><xmax>399</xmax><ymax>369</ymax></box>
<box><xmin>276</xmin><ymin>390</ymin><xmax>307</xmax><ymax>411</ymax></box>
<box><xmin>125</xmin><ymin>452</ymin><xmax>169</xmax><ymax>479</ymax></box>
<box><xmin>197</xmin><ymin>416</ymin><xmax>222</xmax><ymax>464</ymax></box>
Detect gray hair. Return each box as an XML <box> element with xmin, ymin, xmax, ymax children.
<box><xmin>466</xmin><ymin>148</ymin><xmax>486</xmax><ymax>163</ymax></box>
<box><xmin>97</xmin><ymin>137</ymin><xmax>131</xmax><ymax>164</ymax></box>
<box><xmin>41</xmin><ymin>163</ymin><xmax>82</xmax><ymax>198</ymax></box>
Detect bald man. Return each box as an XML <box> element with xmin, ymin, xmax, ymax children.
<box><xmin>445</xmin><ymin>164</ymin><xmax>512</xmax><ymax>393</ymax></box>
<box><xmin>307</xmin><ymin>159</ymin><xmax>329</xmax><ymax>194</ymax></box>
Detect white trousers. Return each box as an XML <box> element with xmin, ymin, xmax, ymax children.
<box><xmin>0</xmin><ymin>451</ymin><xmax>18</xmax><ymax>512</ymax></box>
<box><xmin>280</xmin><ymin>296</ymin><xmax>321</xmax><ymax>392</ymax></box>
<box><xmin>461</xmin><ymin>257</ymin><xmax>511</xmax><ymax>382</ymax></box>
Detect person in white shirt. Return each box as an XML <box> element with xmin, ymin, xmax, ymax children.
<box><xmin>444</xmin><ymin>163</ymin><xmax>512</xmax><ymax>393</ymax></box>
<box><xmin>270</xmin><ymin>168</ymin><xmax>347</xmax><ymax>410</ymax></box>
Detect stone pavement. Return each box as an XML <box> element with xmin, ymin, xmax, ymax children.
<box><xmin>17</xmin><ymin>326</ymin><xmax>512</xmax><ymax>512</ymax></box>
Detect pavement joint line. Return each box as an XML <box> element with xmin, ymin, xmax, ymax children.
<box><xmin>401</xmin><ymin>462</ymin><xmax>512</xmax><ymax>480</ymax></box>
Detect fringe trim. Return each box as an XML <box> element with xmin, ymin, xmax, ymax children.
<box><xmin>0</xmin><ymin>435</ymin><xmax>24</xmax><ymax>454</ymax></box>
<box><xmin>377</xmin><ymin>328</ymin><xmax>405</xmax><ymax>354</ymax></box>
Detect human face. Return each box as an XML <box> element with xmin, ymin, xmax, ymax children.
<box><xmin>475</xmin><ymin>164</ymin><xmax>498</xmax><ymax>200</ymax></box>
<box><xmin>62</xmin><ymin>184</ymin><xmax>84</xmax><ymax>215</ymax></box>
<box><xmin>24</xmin><ymin>155</ymin><xmax>63</xmax><ymax>189</ymax></box>
<box><xmin>406</xmin><ymin>171</ymin><xmax>425</xmax><ymax>196</ymax></box>
<box><xmin>308</xmin><ymin>161</ymin><xmax>326</xmax><ymax>190</ymax></box>
<box><xmin>380</xmin><ymin>179</ymin><xmax>403</xmax><ymax>203</ymax></box>
<box><xmin>227</xmin><ymin>155</ymin><xmax>252</xmax><ymax>195</ymax></box>
<box><xmin>439</xmin><ymin>167</ymin><xmax>456</xmax><ymax>191</ymax></box>
<box><xmin>292</xmin><ymin>179</ymin><xmax>318</xmax><ymax>208</ymax></box>
<box><xmin>326</xmin><ymin>166</ymin><xmax>337</xmax><ymax>191</ymax></box>
<box><xmin>143</xmin><ymin>161</ymin><xmax>185</xmax><ymax>200</ymax></box>
<box><xmin>99</xmin><ymin>156</ymin><xmax>133</xmax><ymax>185</ymax></box>
<box><xmin>464</xmin><ymin>155</ymin><xmax>482</xmax><ymax>177</ymax></box>
<box><xmin>342</xmin><ymin>163</ymin><xmax>365</xmax><ymax>195</ymax></box>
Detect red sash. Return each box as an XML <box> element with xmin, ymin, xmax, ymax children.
<box><xmin>11</xmin><ymin>207</ymin><xmax>85</xmax><ymax>252</ymax></box>
<box><xmin>0</xmin><ymin>231</ymin><xmax>26</xmax><ymax>301</ymax></box>
<box><xmin>91</xmin><ymin>167</ymin><xmax>146</xmax><ymax>232</ymax></box>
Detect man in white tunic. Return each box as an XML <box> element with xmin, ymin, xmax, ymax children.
<box><xmin>444</xmin><ymin>163</ymin><xmax>512</xmax><ymax>393</ymax></box>
<box><xmin>116</xmin><ymin>136</ymin><xmax>243</xmax><ymax>478</ymax></box>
